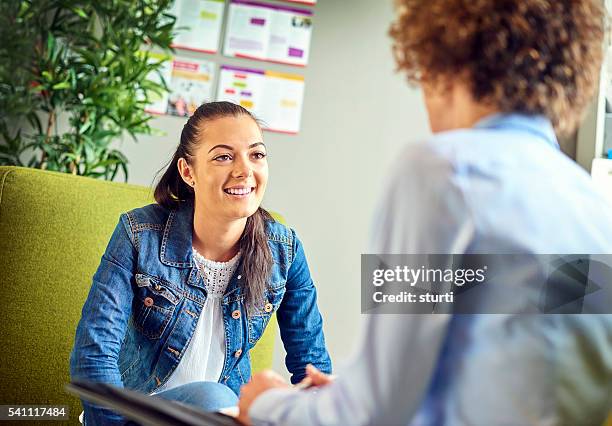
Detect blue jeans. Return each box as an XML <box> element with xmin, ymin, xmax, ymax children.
<box><xmin>155</xmin><ymin>381</ymin><xmax>238</xmax><ymax>412</ymax></box>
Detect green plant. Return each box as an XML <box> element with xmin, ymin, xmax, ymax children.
<box><xmin>0</xmin><ymin>0</ymin><xmax>176</xmax><ymax>180</ymax></box>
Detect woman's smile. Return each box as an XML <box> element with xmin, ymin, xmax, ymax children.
<box><xmin>223</xmin><ymin>185</ymin><xmax>256</xmax><ymax>198</ymax></box>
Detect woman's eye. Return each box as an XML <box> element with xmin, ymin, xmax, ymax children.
<box><xmin>252</xmin><ymin>152</ymin><xmax>267</xmax><ymax>160</ymax></box>
<box><xmin>214</xmin><ymin>154</ymin><xmax>232</xmax><ymax>162</ymax></box>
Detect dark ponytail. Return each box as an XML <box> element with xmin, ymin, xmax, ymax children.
<box><xmin>240</xmin><ymin>208</ymin><xmax>274</xmax><ymax>310</ymax></box>
<box><xmin>154</xmin><ymin>148</ymin><xmax>193</xmax><ymax>210</ymax></box>
<box><xmin>154</xmin><ymin>101</ymin><xmax>273</xmax><ymax>309</ymax></box>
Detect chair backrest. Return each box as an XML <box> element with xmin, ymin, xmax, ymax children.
<box><xmin>0</xmin><ymin>166</ymin><xmax>276</xmax><ymax>420</ymax></box>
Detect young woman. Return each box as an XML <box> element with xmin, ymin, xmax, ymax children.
<box><xmin>70</xmin><ymin>101</ymin><xmax>331</xmax><ymax>425</ymax></box>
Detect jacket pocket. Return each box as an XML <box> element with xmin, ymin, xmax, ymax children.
<box><xmin>248</xmin><ymin>287</ymin><xmax>285</xmax><ymax>345</ymax></box>
<box><xmin>132</xmin><ymin>273</ymin><xmax>181</xmax><ymax>339</ymax></box>
<box><xmin>119</xmin><ymin>346</ymin><xmax>140</xmax><ymax>379</ymax></box>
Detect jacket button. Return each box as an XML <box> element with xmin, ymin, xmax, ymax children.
<box><xmin>234</xmin><ymin>349</ymin><xmax>242</xmax><ymax>358</ymax></box>
<box><xmin>237</xmin><ymin>275</ymin><xmax>242</xmax><ymax>280</ymax></box>
<box><xmin>144</xmin><ymin>297</ymin><xmax>154</xmax><ymax>307</ymax></box>
<box><xmin>264</xmin><ymin>302</ymin><xmax>273</xmax><ymax>313</ymax></box>
<box><xmin>231</xmin><ymin>310</ymin><xmax>241</xmax><ymax>319</ymax></box>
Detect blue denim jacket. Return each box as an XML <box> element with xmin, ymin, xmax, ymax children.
<box><xmin>70</xmin><ymin>201</ymin><xmax>331</xmax><ymax>425</ymax></box>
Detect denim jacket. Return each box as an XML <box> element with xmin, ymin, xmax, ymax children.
<box><xmin>70</xmin><ymin>201</ymin><xmax>331</xmax><ymax>425</ymax></box>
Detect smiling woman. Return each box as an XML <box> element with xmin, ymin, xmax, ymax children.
<box><xmin>156</xmin><ymin>103</ymin><xmax>272</xmax><ymax>308</ymax></box>
<box><xmin>70</xmin><ymin>101</ymin><xmax>332</xmax><ymax>425</ymax></box>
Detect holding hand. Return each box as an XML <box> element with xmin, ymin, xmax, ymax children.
<box><xmin>302</xmin><ymin>364</ymin><xmax>335</xmax><ymax>388</ymax></box>
<box><xmin>238</xmin><ymin>370</ymin><xmax>289</xmax><ymax>425</ymax></box>
<box><xmin>237</xmin><ymin>366</ymin><xmax>336</xmax><ymax>425</ymax></box>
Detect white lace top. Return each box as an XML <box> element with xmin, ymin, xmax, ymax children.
<box><xmin>155</xmin><ymin>248</ymin><xmax>241</xmax><ymax>392</ymax></box>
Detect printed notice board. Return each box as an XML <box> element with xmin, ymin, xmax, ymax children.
<box><xmin>217</xmin><ymin>65</ymin><xmax>305</xmax><ymax>134</ymax></box>
<box><xmin>171</xmin><ymin>0</ymin><xmax>225</xmax><ymax>53</ymax></box>
<box><xmin>167</xmin><ymin>58</ymin><xmax>216</xmax><ymax>117</ymax></box>
<box><xmin>223</xmin><ymin>0</ymin><xmax>313</xmax><ymax>66</ymax></box>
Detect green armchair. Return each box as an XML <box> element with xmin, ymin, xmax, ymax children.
<box><xmin>0</xmin><ymin>166</ymin><xmax>276</xmax><ymax>423</ymax></box>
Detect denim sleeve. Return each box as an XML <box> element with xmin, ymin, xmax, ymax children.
<box><xmin>69</xmin><ymin>214</ymin><xmax>136</xmax><ymax>425</ymax></box>
<box><xmin>276</xmin><ymin>230</ymin><xmax>332</xmax><ymax>384</ymax></box>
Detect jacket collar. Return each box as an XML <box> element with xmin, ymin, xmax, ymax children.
<box><xmin>160</xmin><ymin>201</ymin><xmax>194</xmax><ymax>268</ymax></box>
<box><xmin>158</xmin><ymin>202</ymin><xmax>245</xmax><ymax>300</ymax></box>
<box><xmin>159</xmin><ymin>201</ymin><xmax>265</xmax><ymax>301</ymax></box>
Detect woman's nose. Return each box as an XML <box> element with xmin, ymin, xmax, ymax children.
<box><xmin>232</xmin><ymin>158</ymin><xmax>253</xmax><ymax>178</ymax></box>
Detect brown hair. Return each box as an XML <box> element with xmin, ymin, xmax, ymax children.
<box><xmin>389</xmin><ymin>0</ymin><xmax>607</xmax><ymax>135</ymax></box>
<box><xmin>154</xmin><ymin>101</ymin><xmax>273</xmax><ymax>309</ymax></box>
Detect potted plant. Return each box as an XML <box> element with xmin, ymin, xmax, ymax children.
<box><xmin>0</xmin><ymin>0</ymin><xmax>176</xmax><ymax>180</ymax></box>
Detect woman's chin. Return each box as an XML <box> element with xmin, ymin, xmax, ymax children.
<box><xmin>225</xmin><ymin>205</ymin><xmax>260</xmax><ymax>220</ymax></box>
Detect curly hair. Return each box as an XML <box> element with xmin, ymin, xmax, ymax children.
<box><xmin>389</xmin><ymin>0</ymin><xmax>607</xmax><ymax>135</ymax></box>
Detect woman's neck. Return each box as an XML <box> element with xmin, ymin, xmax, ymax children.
<box><xmin>192</xmin><ymin>205</ymin><xmax>246</xmax><ymax>262</ymax></box>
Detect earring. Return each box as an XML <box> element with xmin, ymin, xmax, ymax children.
<box><xmin>190</xmin><ymin>181</ymin><xmax>195</xmax><ymax>187</ymax></box>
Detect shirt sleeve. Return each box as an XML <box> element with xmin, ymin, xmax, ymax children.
<box><xmin>250</xmin><ymin>314</ymin><xmax>450</xmax><ymax>426</ymax></box>
<box><xmin>249</xmin><ymin>145</ymin><xmax>475</xmax><ymax>425</ymax></box>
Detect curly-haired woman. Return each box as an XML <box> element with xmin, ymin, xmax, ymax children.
<box><xmin>237</xmin><ymin>1</ymin><xmax>612</xmax><ymax>425</ymax></box>
<box><xmin>70</xmin><ymin>101</ymin><xmax>331</xmax><ymax>425</ymax></box>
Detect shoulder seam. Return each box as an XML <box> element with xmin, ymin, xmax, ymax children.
<box><xmin>135</xmin><ymin>223</ymin><xmax>164</xmax><ymax>232</ymax></box>
<box><xmin>124</xmin><ymin>211</ymin><xmax>140</xmax><ymax>250</ymax></box>
<box><xmin>267</xmin><ymin>223</ymin><xmax>293</xmax><ymax>246</ymax></box>
<box><xmin>128</xmin><ymin>203</ymin><xmax>169</xmax><ymax>227</ymax></box>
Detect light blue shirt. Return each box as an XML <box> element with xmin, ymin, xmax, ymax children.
<box><xmin>249</xmin><ymin>114</ymin><xmax>612</xmax><ymax>425</ymax></box>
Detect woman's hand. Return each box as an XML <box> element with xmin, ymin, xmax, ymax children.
<box><xmin>237</xmin><ymin>370</ymin><xmax>289</xmax><ymax>425</ymax></box>
<box><xmin>302</xmin><ymin>364</ymin><xmax>335</xmax><ymax>387</ymax></box>
<box><xmin>237</xmin><ymin>366</ymin><xmax>336</xmax><ymax>425</ymax></box>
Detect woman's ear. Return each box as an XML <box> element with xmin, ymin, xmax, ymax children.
<box><xmin>177</xmin><ymin>157</ymin><xmax>195</xmax><ymax>187</ymax></box>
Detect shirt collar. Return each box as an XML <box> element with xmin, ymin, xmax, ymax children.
<box><xmin>473</xmin><ymin>113</ymin><xmax>559</xmax><ymax>150</ymax></box>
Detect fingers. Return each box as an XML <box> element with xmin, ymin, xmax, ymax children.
<box><xmin>238</xmin><ymin>370</ymin><xmax>288</xmax><ymax>425</ymax></box>
<box><xmin>294</xmin><ymin>376</ymin><xmax>312</xmax><ymax>390</ymax></box>
<box><xmin>305</xmin><ymin>364</ymin><xmax>332</xmax><ymax>386</ymax></box>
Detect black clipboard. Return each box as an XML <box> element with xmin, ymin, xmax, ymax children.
<box><xmin>65</xmin><ymin>380</ymin><xmax>240</xmax><ymax>426</ymax></box>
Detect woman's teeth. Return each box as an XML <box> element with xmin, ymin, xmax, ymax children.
<box><xmin>225</xmin><ymin>187</ymin><xmax>253</xmax><ymax>195</ymax></box>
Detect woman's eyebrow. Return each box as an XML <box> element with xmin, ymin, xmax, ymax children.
<box><xmin>208</xmin><ymin>142</ymin><xmax>266</xmax><ymax>153</ymax></box>
<box><xmin>208</xmin><ymin>144</ymin><xmax>233</xmax><ymax>153</ymax></box>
